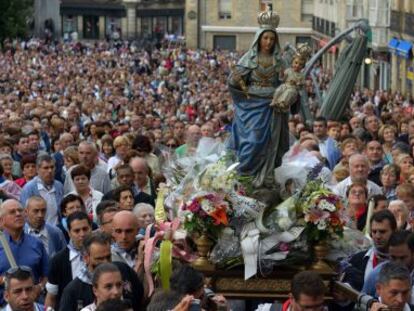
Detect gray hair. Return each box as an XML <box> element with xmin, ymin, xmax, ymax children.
<box><xmin>0</xmin><ymin>199</ymin><xmax>23</xmax><ymax>217</ymax></box>
<box><xmin>0</xmin><ymin>153</ymin><xmax>13</xmax><ymax>162</ymax></box>
<box><xmin>79</xmin><ymin>140</ymin><xmax>98</xmax><ymax>153</ymax></box>
<box><xmin>349</xmin><ymin>153</ymin><xmax>369</xmax><ymax>168</ymax></box>
<box><xmin>36</xmin><ymin>153</ymin><xmax>55</xmax><ymax>169</ymax></box>
<box><xmin>377</xmin><ymin>261</ymin><xmax>411</xmax><ymax>286</ymax></box>
<box><xmin>133</xmin><ymin>203</ymin><xmax>154</xmax><ymax>217</ymax></box>
<box><xmin>25</xmin><ymin>196</ymin><xmax>47</xmax><ymax>209</ymax></box>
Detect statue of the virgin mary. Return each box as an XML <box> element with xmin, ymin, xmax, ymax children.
<box><xmin>228</xmin><ymin>5</ymin><xmax>298</xmax><ymax>189</ymax></box>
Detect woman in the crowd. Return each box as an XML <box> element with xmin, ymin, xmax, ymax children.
<box><xmin>100</xmin><ymin>135</ymin><xmax>115</xmax><ymax>163</ymax></box>
<box><xmin>378</xmin><ymin>124</ymin><xmax>397</xmax><ymax>164</ymax></box>
<box><xmin>57</xmin><ymin>194</ymin><xmax>99</xmax><ymax>242</ymax></box>
<box><xmin>380</xmin><ymin>164</ymin><xmax>400</xmax><ymax>200</ymax></box>
<box><xmin>112</xmin><ymin>185</ymin><xmax>134</xmax><ymax>211</ymax></box>
<box><xmin>133</xmin><ymin>135</ymin><xmax>161</xmax><ymax>176</ymax></box>
<box><xmin>107</xmin><ymin>135</ymin><xmax>131</xmax><ymax>175</ymax></box>
<box><xmin>81</xmin><ymin>263</ymin><xmax>123</xmax><ymax>311</ymax></box>
<box><xmin>396</xmin><ymin>153</ymin><xmax>413</xmax><ymax>183</ymax></box>
<box><xmin>68</xmin><ymin>164</ymin><xmax>103</xmax><ymax>222</ymax></box>
<box><xmin>0</xmin><ymin>163</ymin><xmax>21</xmax><ymax>200</ymax></box>
<box><xmin>15</xmin><ymin>154</ymin><xmax>37</xmax><ymax>187</ymax></box>
<box><xmin>388</xmin><ymin>199</ymin><xmax>411</xmax><ymax>230</ymax></box>
<box><xmin>63</xmin><ymin>146</ymin><xmax>80</xmax><ymax>173</ymax></box>
<box><xmin>133</xmin><ymin>202</ymin><xmax>155</xmax><ymax>236</ymax></box>
<box><xmin>346</xmin><ymin>182</ymin><xmax>369</xmax><ymax>232</ymax></box>
<box><xmin>0</xmin><ymin>154</ymin><xmax>16</xmax><ymax>180</ymax></box>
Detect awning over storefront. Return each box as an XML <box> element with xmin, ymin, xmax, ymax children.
<box><xmin>388</xmin><ymin>38</ymin><xmax>399</xmax><ymax>50</ymax></box>
<box><xmin>136</xmin><ymin>9</ymin><xmax>184</xmax><ymax>17</ymax></box>
<box><xmin>60</xmin><ymin>0</ymin><xmax>126</xmax><ymax>17</ymax></box>
<box><xmin>388</xmin><ymin>38</ymin><xmax>413</xmax><ymax>59</ymax></box>
<box><xmin>397</xmin><ymin>40</ymin><xmax>413</xmax><ymax>58</ymax></box>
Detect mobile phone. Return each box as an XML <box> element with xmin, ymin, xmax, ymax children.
<box><xmin>188</xmin><ymin>299</ymin><xmax>201</xmax><ymax>311</ymax></box>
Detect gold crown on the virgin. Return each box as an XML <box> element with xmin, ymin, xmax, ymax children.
<box><xmin>257</xmin><ymin>4</ymin><xmax>280</xmax><ymax>29</ymax></box>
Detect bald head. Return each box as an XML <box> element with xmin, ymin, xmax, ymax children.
<box><xmin>112</xmin><ymin>211</ymin><xmax>138</xmax><ymax>251</ymax></box>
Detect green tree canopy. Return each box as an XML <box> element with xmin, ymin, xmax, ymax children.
<box><xmin>0</xmin><ymin>0</ymin><xmax>34</xmax><ymax>43</ymax></box>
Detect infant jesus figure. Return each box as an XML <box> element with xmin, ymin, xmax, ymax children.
<box><xmin>270</xmin><ymin>44</ymin><xmax>311</xmax><ymax>113</ymax></box>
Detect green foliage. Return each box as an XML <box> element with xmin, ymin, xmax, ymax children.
<box><xmin>0</xmin><ymin>0</ymin><xmax>34</xmax><ymax>42</ymax></box>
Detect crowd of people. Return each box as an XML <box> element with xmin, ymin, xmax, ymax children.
<box><xmin>0</xmin><ymin>36</ymin><xmax>414</xmax><ymax>311</ymax></box>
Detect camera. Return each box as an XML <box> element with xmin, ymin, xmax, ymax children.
<box><xmin>356</xmin><ymin>294</ymin><xmax>392</xmax><ymax>311</ymax></box>
<box><xmin>188</xmin><ymin>299</ymin><xmax>201</xmax><ymax>311</ymax></box>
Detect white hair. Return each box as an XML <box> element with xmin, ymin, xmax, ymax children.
<box><xmin>133</xmin><ymin>203</ymin><xmax>154</xmax><ymax>217</ymax></box>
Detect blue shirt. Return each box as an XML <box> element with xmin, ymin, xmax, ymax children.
<box><xmin>362</xmin><ymin>261</ymin><xmax>387</xmax><ymax>297</ymax></box>
<box><xmin>0</xmin><ymin>231</ymin><xmax>48</xmax><ymax>306</ymax></box>
<box><xmin>24</xmin><ymin>223</ymin><xmax>67</xmax><ymax>258</ymax></box>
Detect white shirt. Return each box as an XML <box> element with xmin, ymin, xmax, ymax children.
<box><xmin>37</xmin><ymin>181</ymin><xmax>59</xmax><ymax>225</ymax></box>
<box><xmin>80</xmin><ymin>303</ymin><xmax>96</xmax><ymax>311</ymax></box>
<box><xmin>107</xmin><ymin>155</ymin><xmax>121</xmax><ymax>173</ymax></box>
<box><xmin>70</xmin><ymin>247</ymin><xmax>84</xmax><ymax>279</ymax></box>
<box><xmin>332</xmin><ymin>176</ymin><xmax>383</xmax><ymax>201</ymax></box>
<box><xmin>3</xmin><ymin>303</ymin><xmax>43</xmax><ymax>311</ymax></box>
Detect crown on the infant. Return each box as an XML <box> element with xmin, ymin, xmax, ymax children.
<box><xmin>257</xmin><ymin>4</ymin><xmax>280</xmax><ymax>29</ymax></box>
<box><xmin>295</xmin><ymin>43</ymin><xmax>312</xmax><ymax>61</ymax></box>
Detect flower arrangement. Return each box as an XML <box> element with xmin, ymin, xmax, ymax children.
<box><xmin>196</xmin><ymin>159</ymin><xmax>238</xmax><ymax>193</ymax></box>
<box><xmin>298</xmin><ymin>180</ymin><xmax>347</xmax><ymax>243</ymax></box>
<box><xmin>182</xmin><ymin>192</ymin><xmax>233</xmax><ymax>239</ymax></box>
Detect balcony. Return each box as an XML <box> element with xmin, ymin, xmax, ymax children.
<box><xmin>405</xmin><ymin>13</ymin><xmax>414</xmax><ymax>36</ymax></box>
<box><xmin>371</xmin><ymin>28</ymin><xmax>389</xmax><ymax>49</ymax></box>
<box><xmin>390</xmin><ymin>10</ymin><xmax>402</xmax><ymax>32</ymax></box>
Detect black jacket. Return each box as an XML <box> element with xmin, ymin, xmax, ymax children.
<box><xmin>59</xmin><ymin>261</ymin><xmax>144</xmax><ymax>311</ymax></box>
<box><xmin>48</xmin><ymin>247</ymin><xmax>73</xmax><ymax>308</ymax></box>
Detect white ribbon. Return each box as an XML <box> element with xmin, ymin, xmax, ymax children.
<box><xmin>241</xmin><ymin>223</ymin><xmax>260</xmax><ymax>280</ymax></box>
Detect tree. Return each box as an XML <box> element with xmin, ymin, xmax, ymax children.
<box><xmin>0</xmin><ymin>0</ymin><xmax>34</xmax><ymax>43</ymax></box>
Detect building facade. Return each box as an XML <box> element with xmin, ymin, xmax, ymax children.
<box><xmin>185</xmin><ymin>0</ymin><xmax>314</xmax><ymax>51</ymax></box>
<box><xmin>311</xmin><ymin>0</ymin><xmax>347</xmax><ymax>74</ymax></box>
<box><xmin>388</xmin><ymin>0</ymin><xmax>414</xmax><ymax>95</ymax></box>
<box><xmin>35</xmin><ymin>0</ymin><xmax>184</xmax><ymax>41</ymax></box>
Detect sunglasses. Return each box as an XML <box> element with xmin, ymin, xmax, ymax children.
<box><xmin>6</xmin><ymin>266</ymin><xmax>33</xmax><ymax>277</ymax></box>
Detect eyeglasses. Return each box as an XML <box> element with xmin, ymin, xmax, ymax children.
<box><xmin>350</xmin><ymin>190</ymin><xmax>365</xmax><ymax>196</ymax></box>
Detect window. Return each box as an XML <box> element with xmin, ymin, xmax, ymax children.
<box><xmin>106</xmin><ymin>17</ymin><xmax>121</xmax><ymax>40</ymax></box>
<box><xmin>214</xmin><ymin>35</ymin><xmax>236</xmax><ymax>50</ymax></box>
<box><xmin>346</xmin><ymin>0</ymin><xmax>363</xmax><ymax>20</ymax></box>
<box><xmin>301</xmin><ymin>0</ymin><xmax>313</xmax><ymax>22</ymax></box>
<box><xmin>141</xmin><ymin>17</ymin><xmax>152</xmax><ymax>37</ymax></box>
<box><xmin>296</xmin><ymin>36</ymin><xmax>311</xmax><ymax>45</ymax></box>
<box><xmin>219</xmin><ymin>0</ymin><xmax>232</xmax><ymax>19</ymax></box>
<box><xmin>62</xmin><ymin>15</ymin><xmax>77</xmax><ymax>34</ymax></box>
<box><xmin>170</xmin><ymin>16</ymin><xmax>183</xmax><ymax>35</ymax></box>
<box><xmin>83</xmin><ymin>16</ymin><xmax>99</xmax><ymax>39</ymax></box>
<box><xmin>153</xmin><ymin>16</ymin><xmax>168</xmax><ymax>35</ymax></box>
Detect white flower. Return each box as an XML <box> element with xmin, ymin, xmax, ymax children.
<box><xmin>185</xmin><ymin>212</ymin><xmax>193</xmax><ymax>222</ymax></box>
<box><xmin>317</xmin><ymin>220</ymin><xmax>327</xmax><ymax>230</ymax></box>
<box><xmin>278</xmin><ymin>218</ymin><xmax>293</xmax><ymax>231</ymax></box>
<box><xmin>318</xmin><ymin>199</ymin><xmax>336</xmax><ymax>212</ymax></box>
<box><xmin>201</xmin><ymin>199</ymin><xmax>214</xmax><ymax>213</ymax></box>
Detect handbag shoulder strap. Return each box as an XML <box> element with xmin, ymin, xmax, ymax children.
<box><xmin>0</xmin><ymin>231</ymin><xmax>17</xmax><ymax>268</ymax></box>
